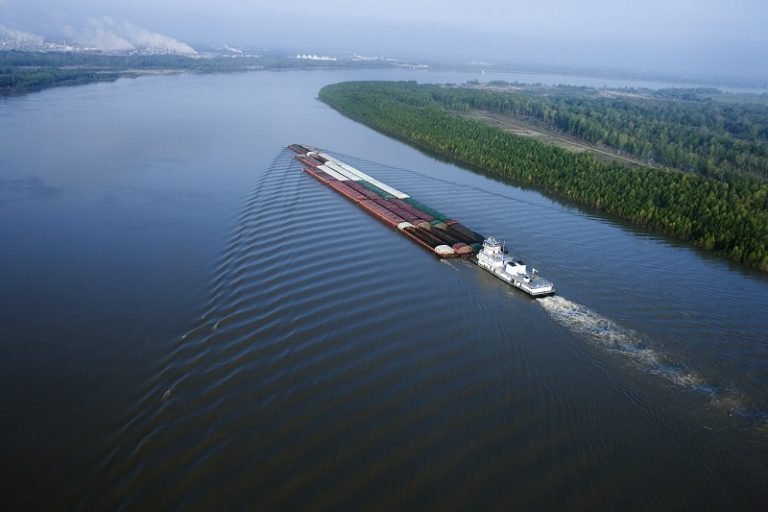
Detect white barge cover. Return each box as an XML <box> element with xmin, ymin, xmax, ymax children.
<box><xmin>316</xmin><ymin>164</ymin><xmax>349</xmax><ymax>181</ymax></box>
<box><xmin>323</xmin><ymin>161</ymin><xmax>363</xmax><ymax>181</ymax></box>
<box><xmin>318</xmin><ymin>153</ymin><xmax>410</xmax><ymax>199</ymax></box>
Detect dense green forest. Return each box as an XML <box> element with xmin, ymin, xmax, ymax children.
<box><xmin>319</xmin><ymin>81</ymin><xmax>768</xmax><ymax>271</ymax></box>
<box><xmin>432</xmin><ymin>82</ymin><xmax>768</xmax><ymax>180</ymax></box>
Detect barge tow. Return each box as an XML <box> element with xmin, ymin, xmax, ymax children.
<box><xmin>288</xmin><ymin>143</ymin><xmax>555</xmax><ymax>297</ymax></box>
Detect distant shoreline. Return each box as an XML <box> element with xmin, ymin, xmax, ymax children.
<box><xmin>0</xmin><ymin>50</ymin><xmax>416</xmax><ymax>97</ymax></box>
<box><xmin>3</xmin><ymin>49</ymin><xmax>767</xmax><ymax>98</ymax></box>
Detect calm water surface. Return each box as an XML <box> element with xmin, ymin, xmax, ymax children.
<box><xmin>1</xmin><ymin>69</ymin><xmax>768</xmax><ymax>510</ymax></box>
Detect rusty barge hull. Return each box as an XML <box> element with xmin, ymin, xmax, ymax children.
<box><xmin>292</xmin><ymin>144</ymin><xmax>483</xmax><ymax>259</ymax></box>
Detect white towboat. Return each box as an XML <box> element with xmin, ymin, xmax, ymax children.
<box><xmin>476</xmin><ymin>237</ymin><xmax>555</xmax><ymax>297</ymax></box>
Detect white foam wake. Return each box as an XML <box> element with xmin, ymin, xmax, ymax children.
<box><xmin>538</xmin><ymin>297</ymin><xmax>768</xmax><ymax>424</ymax></box>
<box><xmin>537</xmin><ymin>296</ymin><xmax>729</xmax><ymax>398</ymax></box>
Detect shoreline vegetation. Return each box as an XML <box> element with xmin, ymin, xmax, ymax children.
<box><xmin>0</xmin><ymin>50</ymin><xmax>407</xmax><ymax>96</ymax></box>
<box><xmin>319</xmin><ymin>81</ymin><xmax>768</xmax><ymax>271</ymax></box>
<box><xmin>459</xmin><ymin>80</ymin><xmax>768</xmax><ymax>180</ymax></box>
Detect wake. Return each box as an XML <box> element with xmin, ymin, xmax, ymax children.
<box><xmin>538</xmin><ymin>295</ymin><xmax>757</xmax><ymax>418</ymax></box>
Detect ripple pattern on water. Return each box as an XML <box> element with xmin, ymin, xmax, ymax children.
<box><xmin>70</xmin><ymin>147</ymin><xmax>768</xmax><ymax>511</ymax></box>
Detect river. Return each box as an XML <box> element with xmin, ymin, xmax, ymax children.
<box><xmin>1</xmin><ymin>69</ymin><xmax>767</xmax><ymax>510</ymax></box>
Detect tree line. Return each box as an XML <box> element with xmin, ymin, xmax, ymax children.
<box><xmin>428</xmin><ymin>83</ymin><xmax>768</xmax><ymax>180</ymax></box>
<box><xmin>319</xmin><ymin>81</ymin><xmax>768</xmax><ymax>271</ymax></box>
<box><xmin>0</xmin><ymin>51</ymin><xmax>405</xmax><ymax>96</ymax></box>
<box><xmin>0</xmin><ymin>67</ymin><xmax>121</xmax><ymax>94</ymax></box>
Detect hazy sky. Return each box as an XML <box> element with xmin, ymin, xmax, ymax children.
<box><xmin>2</xmin><ymin>0</ymin><xmax>766</xmax><ymax>79</ymax></box>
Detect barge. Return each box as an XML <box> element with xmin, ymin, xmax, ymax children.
<box><xmin>288</xmin><ymin>143</ymin><xmax>555</xmax><ymax>297</ymax></box>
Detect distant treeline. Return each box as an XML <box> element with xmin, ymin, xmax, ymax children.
<box><xmin>439</xmin><ymin>82</ymin><xmax>768</xmax><ymax>180</ymax></box>
<box><xmin>0</xmin><ymin>50</ymin><xmax>200</xmax><ymax>69</ymax></box>
<box><xmin>0</xmin><ymin>51</ymin><xmax>228</xmax><ymax>95</ymax></box>
<box><xmin>0</xmin><ymin>67</ymin><xmax>122</xmax><ymax>94</ymax></box>
<box><xmin>319</xmin><ymin>81</ymin><xmax>768</xmax><ymax>271</ymax></box>
<box><xmin>0</xmin><ymin>51</ymin><xmax>401</xmax><ymax>95</ymax></box>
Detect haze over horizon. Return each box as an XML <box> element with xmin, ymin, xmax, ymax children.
<box><xmin>1</xmin><ymin>0</ymin><xmax>766</xmax><ymax>81</ymax></box>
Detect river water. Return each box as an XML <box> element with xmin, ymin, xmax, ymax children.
<box><xmin>1</xmin><ymin>69</ymin><xmax>767</xmax><ymax>510</ymax></box>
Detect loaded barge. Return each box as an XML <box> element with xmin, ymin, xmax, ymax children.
<box><xmin>288</xmin><ymin>144</ymin><xmax>555</xmax><ymax>297</ymax></box>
